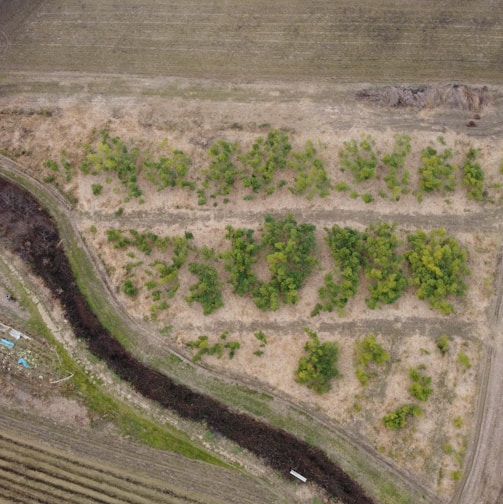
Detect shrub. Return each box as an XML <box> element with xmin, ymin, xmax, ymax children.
<box><xmin>405</xmin><ymin>229</ymin><xmax>470</xmax><ymax>314</ymax></box>
<box><xmin>383</xmin><ymin>404</ymin><xmax>423</xmax><ymax>430</ymax></box>
<box><xmin>240</xmin><ymin>129</ymin><xmax>292</xmax><ymax>193</ymax></box>
<box><xmin>339</xmin><ymin>135</ymin><xmax>378</xmax><ymax>182</ymax></box>
<box><xmin>363</xmin><ymin>222</ymin><xmax>407</xmax><ymax>309</ymax></box>
<box><xmin>81</xmin><ymin>131</ymin><xmax>142</xmax><ymax>199</ymax></box>
<box><xmin>313</xmin><ymin>225</ymin><xmax>364</xmax><ymax>315</ymax></box>
<box><xmin>253</xmin><ymin>214</ymin><xmax>317</xmax><ymax>310</ymax></box>
<box><xmin>409</xmin><ymin>366</ymin><xmax>433</xmax><ymax>402</ymax></box>
<box><xmin>289</xmin><ymin>141</ymin><xmax>331</xmax><ymax>200</ymax></box>
<box><xmin>202</xmin><ymin>140</ymin><xmax>241</xmax><ymax>197</ymax></box>
<box><xmin>354</xmin><ymin>333</ymin><xmax>390</xmax><ymax>386</ymax></box>
<box><xmin>381</xmin><ymin>134</ymin><xmax>411</xmax><ymax>198</ymax></box>
<box><xmin>462</xmin><ymin>148</ymin><xmax>485</xmax><ymax>201</ymax></box>
<box><xmin>457</xmin><ymin>352</ymin><xmax>471</xmax><ymax>370</ymax></box>
<box><xmin>185</xmin><ymin>263</ymin><xmax>224</xmax><ymax>315</ymax></box>
<box><xmin>123</xmin><ymin>279</ymin><xmax>137</xmax><ymax>297</ymax></box>
<box><xmin>295</xmin><ymin>328</ymin><xmax>339</xmax><ymax>394</ymax></box>
<box><xmin>91</xmin><ymin>183</ymin><xmax>103</xmax><ymax>196</ymax></box>
<box><xmin>222</xmin><ymin>226</ymin><xmax>259</xmax><ymax>296</ymax></box>
<box><xmin>418</xmin><ymin>145</ymin><xmax>456</xmax><ymax>194</ymax></box>
<box><xmin>436</xmin><ymin>334</ymin><xmax>450</xmax><ymax>355</ymax></box>
<box><xmin>144</xmin><ymin>148</ymin><xmax>192</xmax><ymax>190</ymax></box>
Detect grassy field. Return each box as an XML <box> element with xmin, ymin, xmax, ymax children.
<box><xmin>0</xmin><ymin>0</ymin><xmax>502</xmax><ymax>83</ymax></box>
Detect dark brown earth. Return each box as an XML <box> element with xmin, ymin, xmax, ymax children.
<box><xmin>0</xmin><ymin>177</ymin><xmax>374</xmax><ymax>504</ymax></box>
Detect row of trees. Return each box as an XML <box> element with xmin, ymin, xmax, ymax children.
<box><xmin>108</xmin><ymin>218</ymin><xmax>470</xmax><ymax>316</ymax></box>
<box><xmin>75</xmin><ymin>130</ymin><xmax>489</xmax><ymax>205</ymax></box>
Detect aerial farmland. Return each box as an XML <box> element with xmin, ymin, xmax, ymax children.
<box><xmin>0</xmin><ymin>1</ymin><xmax>502</xmax><ymax>503</ymax></box>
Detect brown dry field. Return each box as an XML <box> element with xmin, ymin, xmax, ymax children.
<box><xmin>1</xmin><ymin>1</ymin><xmax>503</xmax><ymax>504</ymax></box>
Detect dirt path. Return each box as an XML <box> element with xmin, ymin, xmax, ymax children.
<box><xmin>451</xmin><ymin>254</ymin><xmax>503</xmax><ymax>504</ymax></box>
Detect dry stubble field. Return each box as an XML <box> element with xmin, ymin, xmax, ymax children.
<box><xmin>1</xmin><ymin>1</ymin><xmax>503</xmax><ymax>504</ymax></box>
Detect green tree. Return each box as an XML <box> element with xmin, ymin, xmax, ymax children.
<box><xmin>405</xmin><ymin>229</ymin><xmax>470</xmax><ymax>314</ymax></box>
<box><xmin>222</xmin><ymin>226</ymin><xmax>259</xmax><ymax>296</ymax></box>
<box><xmin>418</xmin><ymin>145</ymin><xmax>456</xmax><ymax>194</ymax></box>
<box><xmin>363</xmin><ymin>222</ymin><xmax>407</xmax><ymax>309</ymax></box>
<box><xmin>240</xmin><ymin>130</ymin><xmax>292</xmax><ymax>193</ymax></box>
<box><xmin>295</xmin><ymin>328</ymin><xmax>339</xmax><ymax>394</ymax></box>
<box><xmin>253</xmin><ymin>214</ymin><xmax>317</xmax><ymax>310</ymax></box>
<box><xmin>461</xmin><ymin>148</ymin><xmax>485</xmax><ymax>201</ymax></box>
<box><xmin>339</xmin><ymin>135</ymin><xmax>378</xmax><ymax>183</ymax></box>
<box><xmin>185</xmin><ymin>263</ymin><xmax>224</xmax><ymax>315</ymax></box>
<box><xmin>313</xmin><ymin>225</ymin><xmax>364</xmax><ymax>315</ymax></box>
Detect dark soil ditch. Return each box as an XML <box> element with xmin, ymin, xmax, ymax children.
<box><xmin>0</xmin><ymin>177</ymin><xmax>374</xmax><ymax>504</ymax></box>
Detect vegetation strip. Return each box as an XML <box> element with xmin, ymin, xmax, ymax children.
<box><xmin>0</xmin><ymin>176</ymin><xmax>375</xmax><ymax>503</ymax></box>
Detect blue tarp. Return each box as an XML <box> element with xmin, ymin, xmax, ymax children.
<box><xmin>1</xmin><ymin>338</ymin><xmax>14</xmax><ymax>349</ymax></box>
<box><xmin>17</xmin><ymin>358</ymin><xmax>30</xmax><ymax>368</ymax></box>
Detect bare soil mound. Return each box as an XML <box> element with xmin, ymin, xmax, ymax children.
<box><xmin>357</xmin><ymin>84</ymin><xmax>491</xmax><ymax>111</ymax></box>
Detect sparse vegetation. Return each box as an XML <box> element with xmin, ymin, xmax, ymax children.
<box><xmin>186</xmin><ymin>332</ymin><xmax>241</xmax><ymax>362</ymax></box>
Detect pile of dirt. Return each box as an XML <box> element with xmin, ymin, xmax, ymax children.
<box><xmin>0</xmin><ymin>177</ymin><xmax>375</xmax><ymax>504</ymax></box>
<box><xmin>356</xmin><ymin>83</ymin><xmax>490</xmax><ymax>111</ymax></box>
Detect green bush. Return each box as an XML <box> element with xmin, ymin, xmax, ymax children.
<box><xmin>253</xmin><ymin>214</ymin><xmax>317</xmax><ymax>310</ymax></box>
<box><xmin>222</xmin><ymin>226</ymin><xmax>259</xmax><ymax>296</ymax></box>
<box><xmin>436</xmin><ymin>334</ymin><xmax>450</xmax><ymax>355</ymax></box>
<box><xmin>186</xmin><ymin>333</ymin><xmax>241</xmax><ymax>362</ymax></box>
<box><xmin>91</xmin><ymin>183</ymin><xmax>103</xmax><ymax>196</ymax></box>
<box><xmin>144</xmin><ymin>148</ymin><xmax>192</xmax><ymax>190</ymax></box>
<box><xmin>339</xmin><ymin>135</ymin><xmax>378</xmax><ymax>183</ymax></box>
<box><xmin>185</xmin><ymin>263</ymin><xmax>224</xmax><ymax>315</ymax></box>
<box><xmin>81</xmin><ymin>131</ymin><xmax>142</xmax><ymax>199</ymax></box>
<box><xmin>462</xmin><ymin>148</ymin><xmax>485</xmax><ymax>201</ymax></box>
<box><xmin>202</xmin><ymin>140</ymin><xmax>241</xmax><ymax>197</ymax></box>
<box><xmin>288</xmin><ymin>141</ymin><xmax>331</xmax><ymax>200</ymax></box>
<box><xmin>123</xmin><ymin>279</ymin><xmax>137</xmax><ymax>297</ymax></box>
<box><xmin>418</xmin><ymin>145</ymin><xmax>456</xmax><ymax>194</ymax></box>
<box><xmin>354</xmin><ymin>333</ymin><xmax>390</xmax><ymax>386</ymax></box>
<box><xmin>405</xmin><ymin>229</ymin><xmax>470</xmax><ymax>314</ymax></box>
<box><xmin>313</xmin><ymin>225</ymin><xmax>364</xmax><ymax>315</ymax></box>
<box><xmin>381</xmin><ymin>134</ymin><xmax>411</xmax><ymax>198</ymax></box>
<box><xmin>240</xmin><ymin>129</ymin><xmax>292</xmax><ymax>193</ymax></box>
<box><xmin>457</xmin><ymin>352</ymin><xmax>471</xmax><ymax>370</ymax></box>
<box><xmin>409</xmin><ymin>366</ymin><xmax>433</xmax><ymax>402</ymax></box>
<box><xmin>363</xmin><ymin>222</ymin><xmax>407</xmax><ymax>309</ymax></box>
<box><xmin>295</xmin><ymin>328</ymin><xmax>339</xmax><ymax>394</ymax></box>
<box><xmin>383</xmin><ymin>404</ymin><xmax>423</xmax><ymax>430</ymax></box>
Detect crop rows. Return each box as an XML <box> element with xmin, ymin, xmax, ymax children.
<box><xmin>0</xmin><ymin>431</ymin><xmax>209</xmax><ymax>504</ymax></box>
<box><xmin>2</xmin><ymin>0</ymin><xmax>502</xmax><ymax>82</ymax></box>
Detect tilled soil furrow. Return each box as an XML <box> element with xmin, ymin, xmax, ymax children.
<box><xmin>0</xmin><ymin>412</ymin><xmax>280</xmax><ymax>504</ymax></box>
<box><xmin>0</xmin><ymin>456</ymin><xmax>126</xmax><ymax>504</ymax></box>
<box><xmin>0</xmin><ymin>463</ymin><xmax>85</xmax><ymax>504</ymax></box>
<box><xmin>0</xmin><ymin>478</ymin><xmax>41</xmax><ymax>504</ymax></box>
<box><xmin>0</xmin><ymin>436</ymin><xmax>203</xmax><ymax>504</ymax></box>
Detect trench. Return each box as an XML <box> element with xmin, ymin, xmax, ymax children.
<box><xmin>0</xmin><ymin>177</ymin><xmax>375</xmax><ymax>504</ymax></box>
